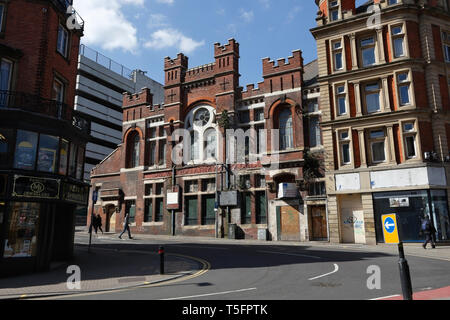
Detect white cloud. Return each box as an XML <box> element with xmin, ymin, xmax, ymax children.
<box><xmin>216</xmin><ymin>8</ymin><xmax>226</xmax><ymax>16</ymax></box>
<box><xmin>74</xmin><ymin>0</ymin><xmax>144</xmax><ymax>53</ymax></box>
<box><xmin>147</xmin><ymin>13</ymin><xmax>170</xmax><ymax>29</ymax></box>
<box><xmin>144</xmin><ymin>28</ymin><xmax>204</xmax><ymax>53</ymax></box>
<box><xmin>287</xmin><ymin>6</ymin><xmax>302</xmax><ymax>23</ymax></box>
<box><xmin>240</xmin><ymin>9</ymin><xmax>254</xmax><ymax>23</ymax></box>
<box><xmin>156</xmin><ymin>0</ymin><xmax>174</xmax><ymax>4</ymax></box>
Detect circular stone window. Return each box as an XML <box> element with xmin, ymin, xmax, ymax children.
<box><xmin>194</xmin><ymin>108</ymin><xmax>210</xmax><ymax>127</ymax></box>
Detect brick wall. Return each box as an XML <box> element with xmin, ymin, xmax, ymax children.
<box><xmin>1</xmin><ymin>0</ymin><xmax>81</xmax><ymax>108</ymax></box>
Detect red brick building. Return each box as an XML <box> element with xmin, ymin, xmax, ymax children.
<box><xmin>89</xmin><ymin>39</ymin><xmax>325</xmax><ymax>241</ymax></box>
<box><xmin>0</xmin><ymin>0</ymin><xmax>89</xmax><ymax>276</ymax></box>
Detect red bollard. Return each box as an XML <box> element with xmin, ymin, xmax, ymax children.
<box><xmin>158</xmin><ymin>246</ymin><xmax>164</xmax><ymax>275</ymax></box>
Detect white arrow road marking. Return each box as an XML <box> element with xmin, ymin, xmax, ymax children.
<box><xmin>308</xmin><ymin>264</ymin><xmax>339</xmax><ymax>281</ymax></box>
<box><xmin>257</xmin><ymin>250</ymin><xmax>323</xmax><ymax>260</ymax></box>
<box><xmin>162</xmin><ymin>288</ymin><xmax>257</xmax><ymax>300</ymax></box>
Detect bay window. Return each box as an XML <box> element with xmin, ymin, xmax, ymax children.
<box><xmin>360</xmin><ymin>37</ymin><xmax>376</xmax><ymax>67</ymax></box>
<box><xmin>338</xmin><ymin>130</ymin><xmax>351</xmax><ymax>165</ymax></box>
<box><xmin>364</xmin><ymin>82</ymin><xmax>381</xmax><ymax>114</ymax></box>
<box><xmin>397</xmin><ymin>72</ymin><xmax>411</xmax><ymax>106</ymax></box>
<box><xmin>335</xmin><ymin>84</ymin><xmax>347</xmax><ymax>116</ymax></box>
<box><xmin>391</xmin><ymin>25</ymin><xmax>405</xmax><ymax>58</ymax></box>
<box><xmin>403</xmin><ymin>122</ymin><xmax>417</xmax><ymax>159</ymax></box>
<box><xmin>369</xmin><ymin>129</ymin><xmax>386</xmax><ymax>163</ymax></box>
<box><xmin>332</xmin><ymin>40</ymin><xmax>343</xmax><ymax>71</ymax></box>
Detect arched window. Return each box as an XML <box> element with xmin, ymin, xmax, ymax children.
<box><xmin>132</xmin><ymin>134</ymin><xmax>140</xmax><ymax>167</ymax></box>
<box><xmin>204</xmin><ymin>128</ymin><xmax>217</xmax><ymax>160</ymax></box>
<box><xmin>190</xmin><ymin>131</ymin><xmax>199</xmax><ymax>161</ymax></box>
<box><xmin>184</xmin><ymin>105</ymin><xmax>218</xmax><ymax>164</ymax></box>
<box><xmin>127</xmin><ymin>132</ymin><xmax>140</xmax><ymax>168</ymax></box>
<box><xmin>279</xmin><ymin>108</ymin><xmax>293</xmax><ymax>150</ymax></box>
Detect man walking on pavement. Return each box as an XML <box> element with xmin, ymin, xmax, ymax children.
<box><xmin>119</xmin><ymin>212</ymin><xmax>133</xmax><ymax>240</ymax></box>
<box><xmin>421</xmin><ymin>216</ymin><xmax>436</xmax><ymax>249</ymax></box>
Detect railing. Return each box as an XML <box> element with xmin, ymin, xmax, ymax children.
<box><xmin>0</xmin><ymin>90</ymin><xmax>69</xmax><ymax>119</ymax></box>
<box><xmin>79</xmin><ymin>44</ymin><xmax>134</xmax><ymax>79</ymax></box>
<box><xmin>0</xmin><ymin>90</ymin><xmax>90</xmax><ymax>135</ymax></box>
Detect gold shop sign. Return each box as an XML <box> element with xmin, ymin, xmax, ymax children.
<box><xmin>62</xmin><ymin>183</ymin><xmax>89</xmax><ymax>205</ymax></box>
<box><xmin>12</xmin><ymin>175</ymin><xmax>60</xmax><ymax>199</ymax></box>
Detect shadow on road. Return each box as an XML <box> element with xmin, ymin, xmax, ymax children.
<box><xmin>0</xmin><ymin>238</ymin><xmax>395</xmax><ymax>293</ymax></box>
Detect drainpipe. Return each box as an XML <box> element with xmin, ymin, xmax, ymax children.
<box><xmin>171</xmin><ymin>164</ymin><xmax>176</xmax><ymax>236</ymax></box>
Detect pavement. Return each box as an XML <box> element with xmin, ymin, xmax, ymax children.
<box><xmin>0</xmin><ymin>226</ymin><xmax>449</xmax><ymax>300</ymax></box>
<box><xmin>0</xmin><ymin>239</ymin><xmax>203</xmax><ymax>300</ymax></box>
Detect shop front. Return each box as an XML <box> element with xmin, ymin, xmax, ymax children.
<box><xmin>0</xmin><ymin>175</ymin><xmax>89</xmax><ymax>276</ymax></box>
<box><xmin>373</xmin><ymin>190</ymin><xmax>450</xmax><ymax>243</ymax></box>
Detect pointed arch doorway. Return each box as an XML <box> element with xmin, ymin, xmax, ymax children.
<box><xmin>104</xmin><ymin>204</ymin><xmax>117</xmax><ymax>232</ymax></box>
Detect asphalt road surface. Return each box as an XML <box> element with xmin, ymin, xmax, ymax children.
<box><xmin>52</xmin><ymin>235</ymin><xmax>450</xmax><ymax>300</ymax></box>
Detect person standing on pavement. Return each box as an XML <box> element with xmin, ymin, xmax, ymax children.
<box><xmin>421</xmin><ymin>216</ymin><xmax>436</xmax><ymax>249</ymax></box>
<box><xmin>95</xmin><ymin>214</ymin><xmax>104</xmax><ymax>235</ymax></box>
<box><xmin>119</xmin><ymin>213</ymin><xmax>133</xmax><ymax>239</ymax></box>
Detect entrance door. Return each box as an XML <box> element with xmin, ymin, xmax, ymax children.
<box><xmin>105</xmin><ymin>206</ymin><xmax>116</xmax><ymax>232</ymax></box>
<box><xmin>311</xmin><ymin>206</ymin><xmax>328</xmax><ymax>240</ymax></box>
<box><xmin>342</xmin><ymin>209</ymin><xmax>365</xmax><ymax>244</ymax></box>
<box><xmin>278</xmin><ymin>205</ymin><xmax>300</xmax><ymax>241</ymax></box>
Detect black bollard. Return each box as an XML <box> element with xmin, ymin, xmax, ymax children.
<box><xmin>398</xmin><ymin>243</ymin><xmax>413</xmax><ymax>300</ymax></box>
<box><xmin>159</xmin><ymin>246</ymin><xmax>165</xmax><ymax>275</ymax></box>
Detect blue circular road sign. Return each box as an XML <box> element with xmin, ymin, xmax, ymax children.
<box><xmin>384</xmin><ymin>217</ymin><xmax>396</xmax><ymax>234</ymax></box>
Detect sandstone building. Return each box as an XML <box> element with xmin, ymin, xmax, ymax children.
<box><xmin>311</xmin><ymin>0</ymin><xmax>450</xmax><ymax>244</ymax></box>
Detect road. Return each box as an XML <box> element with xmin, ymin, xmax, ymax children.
<box><xmin>48</xmin><ymin>234</ymin><xmax>450</xmax><ymax>301</ymax></box>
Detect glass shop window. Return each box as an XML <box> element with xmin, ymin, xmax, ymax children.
<box><xmin>3</xmin><ymin>202</ymin><xmax>40</xmax><ymax>258</ymax></box>
<box><xmin>431</xmin><ymin>190</ymin><xmax>450</xmax><ymax>241</ymax></box>
<box><xmin>69</xmin><ymin>143</ymin><xmax>77</xmax><ymax>177</ymax></box>
<box><xmin>0</xmin><ymin>202</ymin><xmax>5</xmax><ymax>227</ymax></box>
<box><xmin>59</xmin><ymin>139</ymin><xmax>69</xmax><ymax>175</ymax></box>
<box><xmin>14</xmin><ymin>130</ymin><xmax>38</xmax><ymax>170</ymax></box>
<box><xmin>76</xmin><ymin>146</ymin><xmax>85</xmax><ymax>180</ymax></box>
<box><xmin>0</xmin><ymin>129</ymin><xmax>12</xmax><ymax>167</ymax></box>
<box><xmin>37</xmin><ymin>134</ymin><xmax>59</xmax><ymax>173</ymax></box>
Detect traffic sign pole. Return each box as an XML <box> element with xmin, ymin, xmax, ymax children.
<box><xmin>398</xmin><ymin>242</ymin><xmax>413</xmax><ymax>300</ymax></box>
<box><xmin>382</xmin><ymin>214</ymin><xmax>413</xmax><ymax>300</ymax></box>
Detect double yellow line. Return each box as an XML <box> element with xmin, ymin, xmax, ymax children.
<box><xmin>22</xmin><ymin>252</ymin><xmax>211</xmax><ymax>300</ymax></box>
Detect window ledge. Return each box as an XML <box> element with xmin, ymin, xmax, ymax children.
<box><xmin>142</xmin><ymin>222</ymin><xmax>164</xmax><ymax>227</ymax></box>
<box><xmin>182</xmin><ymin>225</ymin><xmax>215</xmax><ymax>230</ymax></box>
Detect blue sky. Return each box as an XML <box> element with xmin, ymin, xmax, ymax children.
<box><xmin>73</xmin><ymin>0</ymin><xmax>363</xmax><ymax>87</ymax></box>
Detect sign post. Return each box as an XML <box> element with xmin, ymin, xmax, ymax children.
<box><xmin>382</xmin><ymin>214</ymin><xmax>413</xmax><ymax>300</ymax></box>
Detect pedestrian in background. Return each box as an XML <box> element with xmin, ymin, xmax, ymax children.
<box><xmin>95</xmin><ymin>214</ymin><xmax>104</xmax><ymax>235</ymax></box>
<box><xmin>119</xmin><ymin>213</ymin><xmax>132</xmax><ymax>239</ymax></box>
<box><xmin>421</xmin><ymin>216</ymin><xmax>436</xmax><ymax>249</ymax></box>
